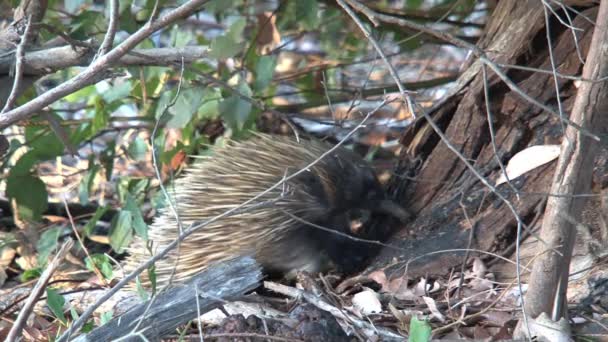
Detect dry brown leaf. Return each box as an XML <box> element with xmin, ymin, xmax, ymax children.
<box><xmin>473</xmin><ymin>325</ymin><xmax>492</xmax><ymax>339</ymax></box>
<box><xmin>169</xmin><ymin>149</ymin><xmax>187</xmax><ymax>171</ymax></box>
<box><xmin>256</xmin><ymin>12</ymin><xmax>280</xmax><ymax>54</ymax></box>
<box><xmin>0</xmin><ymin>246</ymin><xmax>16</xmax><ymax>287</ymax></box>
<box><xmin>387</xmin><ymin>302</ymin><xmax>409</xmax><ymax>328</ymax></box>
<box><xmin>368</xmin><ymin>270</ymin><xmax>389</xmax><ymax>291</ymax></box>
<box><xmin>422</xmin><ymin>296</ymin><xmax>445</xmax><ymax>322</ymax></box>
<box><xmin>481</xmin><ymin>311</ymin><xmax>513</xmax><ymax>326</ymax></box>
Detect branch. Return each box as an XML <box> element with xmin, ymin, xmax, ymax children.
<box><xmin>0</xmin><ymin>0</ymin><xmax>210</xmax><ymax>130</ymax></box>
<box><xmin>0</xmin><ymin>45</ymin><xmax>209</xmax><ymax>75</ymax></box>
<box><xmin>1</xmin><ymin>15</ymin><xmax>33</xmax><ymax>114</ymax></box>
<box><xmin>5</xmin><ymin>239</ymin><xmax>74</xmax><ymax>342</ymax></box>
<box><xmin>97</xmin><ymin>0</ymin><xmax>119</xmax><ymax>56</ymax></box>
<box><xmin>264</xmin><ymin>281</ymin><xmax>404</xmax><ymax>341</ymax></box>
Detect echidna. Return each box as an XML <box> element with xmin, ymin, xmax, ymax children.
<box><xmin>123</xmin><ymin>133</ymin><xmax>408</xmax><ymax>288</ymax></box>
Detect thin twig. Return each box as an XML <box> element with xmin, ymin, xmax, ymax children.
<box><xmin>481</xmin><ymin>64</ymin><xmax>518</xmax><ymax>197</ymax></box>
<box><xmin>125</xmin><ymin>57</ymin><xmax>187</xmax><ymax>338</ymax></box>
<box><xmin>5</xmin><ymin>239</ymin><xmax>74</xmax><ymax>342</ymax></box>
<box><xmin>2</xmin><ymin>15</ymin><xmax>33</xmax><ymax>114</ymax></box>
<box><xmin>61</xmin><ymin>197</ymin><xmax>107</xmax><ymax>286</ymax></box>
<box><xmin>264</xmin><ymin>281</ymin><xmax>404</xmax><ymax>340</ymax></box>
<box><xmin>542</xmin><ymin>3</ymin><xmax>567</xmax><ymax>137</ymax></box>
<box><xmin>0</xmin><ymin>0</ymin><xmax>211</xmax><ymax>129</ymax></box>
<box><xmin>97</xmin><ymin>0</ymin><xmax>119</xmax><ymax>56</ymax></box>
<box><xmin>344</xmin><ymin>0</ymin><xmax>601</xmax><ymax>141</ymax></box>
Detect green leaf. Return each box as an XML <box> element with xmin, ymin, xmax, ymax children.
<box><xmin>79</xmin><ymin>163</ymin><xmax>100</xmax><ymax>205</ymax></box>
<box><xmin>100</xmin><ymin>310</ymin><xmax>113</xmax><ymax>325</ymax></box>
<box><xmin>155</xmin><ymin>90</ymin><xmax>175</xmax><ymax>120</ymax></box>
<box><xmin>297</xmin><ymin>0</ymin><xmax>320</xmax><ymax>30</ymax></box>
<box><xmin>21</xmin><ymin>268</ymin><xmax>42</xmax><ymax>282</ymax></box>
<box><xmin>69</xmin><ymin>123</ymin><xmax>93</xmax><ymax>146</ymax></box>
<box><xmin>227</xmin><ymin>18</ymin><xmax>246</xmax><ymax>41</ymax></box>
<box><xmin>253</xmin><ymin>55</ymin><xmax>277</xmax><ymax>92</ymax></box>
<box><xmin>136</xmin><ymin>276</ymin><xmax>149</xmax><ymax>300</ymax></box>
<box><xmin>70</xmin><ymin>307</ymin><xmax>79</xmax><ymax>321</ymax></box>
<box><xmin>85</xmin><ymin>254</ymin><xmax>114</xmax><ymax>280</ymax></box>
<box><xmin>6</xmin><ymin>174</ymin><xmax>48</xmax><ymax>221</ymax></box>
<box><xmin>170</xmin><ymin>25</ymin><xmax>194</xmax><ymax>47</ymax></box>
<box><xmin>83</xmin><ymin>206</ymin><xmax>108</xmax><ymax>237</ymax></box>
<box><xmin>409</xmin><ymin>317</ymin><xmax>431</xmax><ymax>342</ymax></box>
<box><xmin>127</xmin><ymin>178</ymin><xmax>149</xmax><ymax>199</ymax></box>
<box><xmin>26</xmin><ymin>126</ymin><xmax>65</xmax><ymax>159</ymax></box>
<box><xmin>127</xmin><ymin>137</ymin><xmax>148</xmax><ymax>161</ymax></box>
<box><xmin>209</xmin><ymin>35</ymin><xmax>243</xmax><ymax>60</ymax></box>
<box><xmin>92</xmin><ymin>97</ymin><xmax>110</xmax><ymax>134</ymax></box>
<box><xmin>205</xmin><ymin>0</ymin><xmax>241</xmax><ymax>14</ymax></box>
<box><xmin>81</xmin><ymin>320</ymin><xmax>95</xmax><ymax>333</ymax></box>
<box><xmin>197</xmin><ymin>88</ymin><xmax>222</xmax><ymax>120</ymax></box>
<box><xmin>109</xmin><ymin>211</ymin><xmax>133</xmax><ymax>253</ymax></box>
<box><xmin>70</xmin><ymin>10</ymin><xmax>106</xmax><ymax>39</ymax></box>
<box><xmin>118</xmin><ymin>7</ymin><xmax>139</xmax><ymax>33</ymax></box>
<box><xmin>10</xmin><ymin>151</ymin><xmax>38</xmax><ymax>176</ymax></box>
<box><xmin>147</xmin><ymin>263</ymin><xmax>157</xmax><ymax>294</ymax></box>
<box><xmin>100</xmin><ymin>141</ymin><xmax>116</xmax><ymax>181</ymax></box>
<box><xmin>405</xmin><ymin>0</ymin><xmax>424</xmax><ymax>9</ymax></box>
<box><xmin>167</xmin><ymin>87</ymin><xmax>204</xmax><ymax>129</ymax></box>
<box><xmin>64</xmin><ymin>84</ymin><xmax>96</xmax><ymax>103</ymax></box>
<box><xmin>46</xmin><ymin>287</ymin><xmax>67</xmax><ymax>324</ymax></box>
<box><xmin>209</xmin><ymin>18</ymin><xmax>246</xmax><ymax>59</ymax></box>
<box><xmin>101</xmin><ymin>81</ymin><xmax>133</xmax><ymax>103</ymax></box>
<box><xmin>64</xmin><ymin>0</ymin><xmax>90</xmax><ymax>13</ymax></box>
<box><xmin>219</xmin><ymin>80</ymin><xmax>252</xmax><ymax>132</ymax></box>
<box><xmin>125</xmin><ymin>193</ymin><xmax>148</xmax><ymax>240</ymax></box>
<box><xmin>37</xmin><ymin>226</ymin><xmax>64</xmax><ymax>266</ymax></box>
<box><xmin>0</xmin><ymin>232</ymin><xmax>17</xmax><ymax>249</ymax></box>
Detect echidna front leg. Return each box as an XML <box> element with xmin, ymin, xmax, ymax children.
<box><xmin>255</xmin><ymin>229</ymin><xmax>331</xmax><ymax>278</ymax></box>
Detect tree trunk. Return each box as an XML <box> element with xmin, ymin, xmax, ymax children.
<box><xmin>524</xmin><ymin>0</ymin><xmax>608</xmax><ymax>321</ymax></box>
<box><xmin>374</xmin><ymin>0</ymin><xmax>605</xmax><ymax>317</ymax></box>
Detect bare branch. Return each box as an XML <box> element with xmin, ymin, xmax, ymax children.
<box><xmin>1</xmin><ymin>15</ymin><xmax>32</xmax><ymax>114</ymax></box>
<box><xmin>0</xmin><ymin>0</ymin><xmax>210</xmax><ymax>130</ymax></box>
<box><xmin>5</xmin><ymin>239</ymin><xmax>74</xmax><ymax>342</ymax></box>
<box><xmin>0</xmin><ymin>45</ymin><xmax>209</xmax><ymax>75</ymax></box>
<box><xmin>97</xmin><ymin>0</ymin><xmax>119</xmax><ymax>57</ymax></box>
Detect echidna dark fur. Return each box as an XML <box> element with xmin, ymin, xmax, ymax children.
<box><xmin>122</xmin><ymin>133</ymin><xmax>408</xmax><ymax>288</ymax></box>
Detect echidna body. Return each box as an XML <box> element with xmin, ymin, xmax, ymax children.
<box><xmin>123</xmin><ymin>133</ymin><xmax>406</xmax><ymax>288</ymax></box>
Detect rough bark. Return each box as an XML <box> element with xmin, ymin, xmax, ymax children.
<box><xmin>374</xmin><ymin>1</ymin><xmax>603</xmax><ymax>287</ymax></box>
<box><xmin>524</xmin><ymin>0</ymin><xmax>608</xmax><ymax>320</ymax></box>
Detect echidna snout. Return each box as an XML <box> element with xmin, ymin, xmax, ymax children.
<box><xmin>122</xmin><ymin>133</ymin><xmax>407</xmax><ymax>288</ymax></box>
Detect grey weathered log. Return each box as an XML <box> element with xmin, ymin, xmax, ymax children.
<box><xmin>72</xmin><ymin>256</ymin><xmax>262</xmax><ymax>342</ymax></box>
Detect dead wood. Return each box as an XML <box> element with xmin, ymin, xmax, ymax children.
<box><xmin>71</xmin><ymin>256</ymin><xmax>262</xmax><ymax>342</ymax></box>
